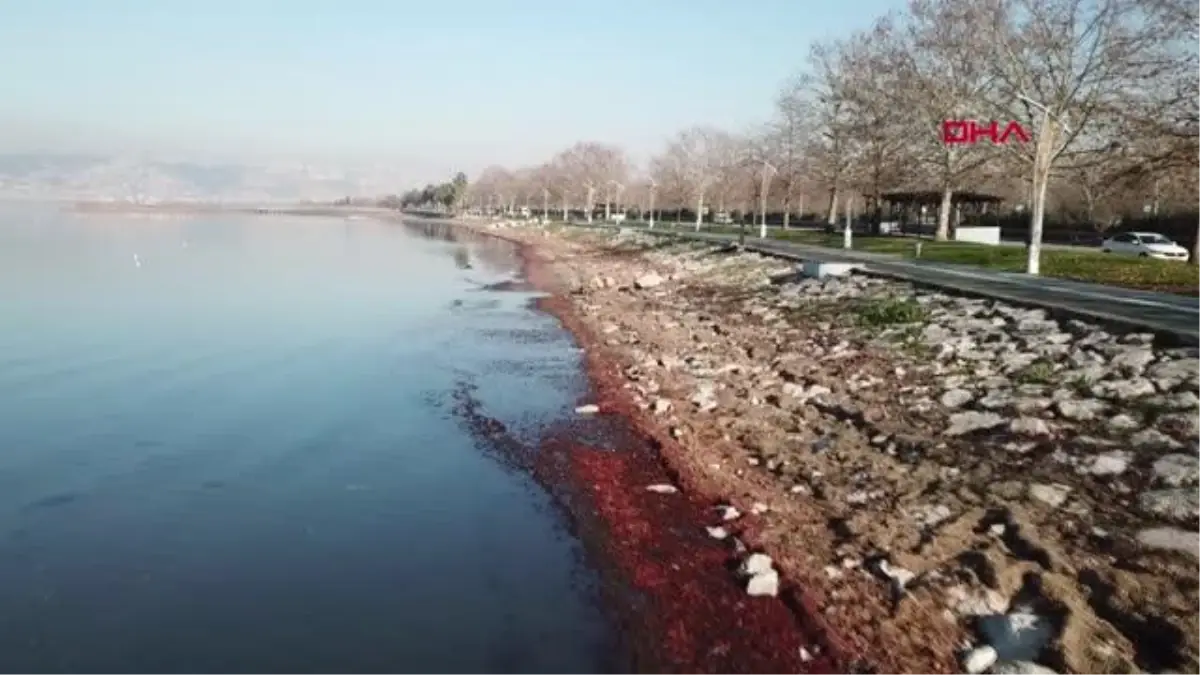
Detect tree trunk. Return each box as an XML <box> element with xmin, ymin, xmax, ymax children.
<box><xmin>561</xmin><ymin>197</ymin><xmax>568</xmax><ymax>221</ymax></box>
<box><xmin>935</xmin><ymin>187</ymin><xmax>953</xmax><ymax>241</ymax></box>
<box><xmin>585</xmin><ymin>186</ymin><xmax>595</xmax><ymax>223</ymax></box>
<box><xmin>782</xmin><ymin>190</ymin><xmax>792</xmax><ymax>230</ymax></box>
<box><xmin>1026</xmin><ymin>166</ymin><xmax>1051</xmax><ymax>276</ymax></box>
<box><xmin>694</xmin><ymin>194</ymin><xmax>704</xmax><ymax>231</ymax></box>
<box><xmin>826</xmin><ymin>188</ymin><xmax>839</xmax><ymax>226</ymax></box>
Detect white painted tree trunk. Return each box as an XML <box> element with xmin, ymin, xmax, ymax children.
<box><xmin>694</xmin><ymin>194</ymin><xmax>704</xmax><ymax>231</ymax></box>
<box><xmin>827</xmin><ymin>189</ymin><xmax>839</xmax><ymax>226</ymax></box>
<box><xmin>936</xmin><ymin>186</ymin><xmax>953</xmax><ymax>241</ymax></box>
<box><xmin>1027</xmin><ymin>167</ymin><xmax>1050</xmax><ymax>275</ymax></box>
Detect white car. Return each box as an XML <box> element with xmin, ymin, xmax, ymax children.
<box><xmin>1101</xmin><ymin>231</ymin><xmax>1189</xmax><ymax>260</ymax></box>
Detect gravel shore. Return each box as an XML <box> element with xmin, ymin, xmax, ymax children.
<box><xmin>482</xmin><ymin>220</ymin><xmax>1199</xmax><ymax>675</ymax></box>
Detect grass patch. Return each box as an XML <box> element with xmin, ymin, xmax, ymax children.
<box><xmin>1016</xmin><ymin>360</ymin><xmax>1057</xmax><ymax>384</ymax></box>
<box><xmin>853</xmin><ymin>296</ymin><xmax>928</xmax><ymax>327</ymax></box>
<box><xmin>636</xmin><ymin>221</ymin><xmax>1198</xmax><ymax>295</ymax></box>
<box><xmin>775</xmin><ymin>231</ymin><xmax>1198</xmax><ymax>295</ymax></box>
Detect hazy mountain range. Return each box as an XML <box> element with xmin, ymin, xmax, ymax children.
<box><xmin>0</xmin><ymin>153</ymin><xmax>421</xmax><ymax>204</ymax></box>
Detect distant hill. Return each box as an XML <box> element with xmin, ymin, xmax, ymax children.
<box><xmin>0</xmin><ymin>153</ymin><xmax>416</xmax><ymax>204</ymax></box>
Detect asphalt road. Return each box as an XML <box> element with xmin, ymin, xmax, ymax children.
<box><xmin>569</xmin><ymin>222</ymin><xmax>1198</xmax><ymax>344</ymax></box>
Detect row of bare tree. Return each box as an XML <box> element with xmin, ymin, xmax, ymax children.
<box><xmin>460</xmin><ymin>0</ymin><xmax>1198</xmax><ymax>270</ymax></box>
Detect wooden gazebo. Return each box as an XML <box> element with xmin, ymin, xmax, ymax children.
<box><xmin>878</xmin><ymin>190</ymin><xmax>1004</xmax><ymax>235</ymax></box>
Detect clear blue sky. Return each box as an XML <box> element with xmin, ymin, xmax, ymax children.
<box><xmin>0</xmin><ymin>0</ymin><xmax>902</xmax><ymax>174</ymax></box>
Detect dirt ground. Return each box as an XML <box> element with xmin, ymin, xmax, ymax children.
<box><xmin>486</xmin><ymin>222</ymin><xmax>1199</xmax><ymax>675</ymax></box>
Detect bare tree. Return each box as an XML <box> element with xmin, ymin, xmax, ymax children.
<box><xmin>665</xmin><ymin>126</ymin><xmax>726</xmax><ymax>230</ymax></box>
<box><xmin>796</xmin><ymin>40</ymin><xmax>859</xmax><ymax>226</ymax></box>
<box><xmin>984</xmin><ymin>0</ymin><xmax>1166</xmax><ymax>274</ymax></box>
<box><xmin>548</xmin><ymin>150</ymin><xmax>577</xmax><ymax>221</ymax></box>
<box><xmin>841</xmin><ymin>19</ymin><xmax>913</xmax><ymax>234</ymax></box>
<box><xmin>648</xmin><ymin>150</ymin><xmax>689</xmax><ymax>222</ymax></box>
<box><xmin>1107</xmin><ymin>0</ymin><xmax>1200</xmax><ymax>262</ymax></box>
<box><xmin>770</xmin><ymin>77</ymin><xmax>811</xmax><ymax>229</ymax></box>
<box><xmin>558</xmin><ymin>142</ymin><xmax>627</xmax><ymax>224</ymax></box>
<box><xmin>473</xmin><ymin>165</ymin><xmax>513</xmax><ymax>214</ymax></box>
<box><xmin>890</xmin><ymin>0</ymin><xmax>1001</xmax><ymax>239</ymax></box>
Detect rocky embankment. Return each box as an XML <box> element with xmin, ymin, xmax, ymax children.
<box><xmin>487</xmin><ymin>221</ymin><xmax>1199</xmax><ymax>674</ymax></box>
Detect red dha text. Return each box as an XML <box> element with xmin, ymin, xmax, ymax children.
<box><xmin>942</xmin><ymin>120</ymin><xmax>1032</xmax><ymax>145</ymax></box>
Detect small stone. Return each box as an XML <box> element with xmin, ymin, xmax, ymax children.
<box><xmin>945</xmin><ymin>411</ymin><xmax>1007</xmax><ymax>436</ymax></box>
<box><xmin>1130</xmin><ymin>428</ymin><xmax>1182</xmax><ymax>450</ymax></box>
<box><xmin>1139</xmin><ymin>488</ymin><xmax>1200</xmax><ymax>524</ymax></box>
<box><xmin>1054</xmin><ymin>398</ymin><xmax>1107</xmax><ymax>421</ymax></box>
<box><xmin>652</xmin><ymin>398</ymin><xmax>672</xmax><ymax>414</ymax></box>
<box><xmin>1083</xmin><ymin>450</ymin><xmax>1132</xmax><ymax>477</ymax></box>
<box><xmin>912</xmin><ymin>503</ymin><xmax>953</xmax><ymax>527</ymax></box>
<box><xmin>719</xmin><ymin>505</ymin><xmax>741</xmax><ymax>521</ymax></box>
<box><xmin>740</xmin><ymin>553</ymin><xmax>774</xmax><ymax>576</ymax></box>
<box><xmin>706</xmin><ymin>526</ymin><xmax>730</xmax><ymax>540</ymax></box>
<box><xmin>633</xmin><ymin>273</ymin><xmax>664</xmax><ymax>289</ymax></box>
<box><xmin>1110</xmin><ymin>348</ymin><xmax>1155</xmax><ymax>373</ymax></box>
<box><xmin>574</xmin><ymin>404</ymin><xmax>600</xmax><ymax>414</ymax></box>
<box><xmin>963</xmin><ymin>645</ymin><xmax>998</xmax><ymax>674</ymax></box>
<box><xmin>1013</xmin><ymin>397</ymin><xmax>1053</xmax><ymax>414</ymax></box>
<box><xmin>746</xmin><ymin>569</ymin><xmax>780</xmax><ymax>597</ymax></box>
<box><xmin>946</xmin><ymin>585</ymin><xmax>1009</xmax><ymax>616</ymax></box>
<box><xmin>1168</xmin><ymin>390</ymin><xmax>1200</xmax><ymax>409</ymax></box>
<box><xmin>798</xmin><ymin>646</ymin><xmax>814</xmax><ymax>663</ymax></box>
<box><xmin>940</xmin><ymin>388</ymin><xmax>974</xmax><ymax>408</ymax></box>
<box><xmin>1159</xmin><ymin>411</ymin><xmax>1200</xmax><ymax>437</ymax></box>
<box><xmin>1106</xmin><ymin>413</ymin><xmax>1140</xmax><ymax>431</ymax></box>
<box><xmin>1010</xmin><ymin>417</ymin><xmax>1051</xmax><ymax>437</ymax></box>
<box><xmin>1137</xmin><ymin>527</ymin><xmax>1199</xmax><ymax>558</ymax></box>
<box><xmin>645</xmin><ymin>484</ymin><xmax>678</xmax><ymax>494</ymax></box>
<box><xmin>1147</xmin><ymin>357</ymin><xmax>1198</xmax><ymax>383</ymax></box>
<box><xmin>1152</xmin><ymin>453</ymin><xmax>1200</xmax><ymax>487</ymax></box>
<box><xmin>990</xmin><ymin>523</ymin><xmax>1007</xmax><ymax>536</ymax></box>
<box><xmin>1028</xmin><ymin>483</ymin><xmax>1071</xmax><ymax>508</ymax></box>
<box><xmin>750</xmin><ymin>502</ymin><xmax>769</xmax><ymax>515</ymax></box>
<box><xmin>1093</xmin><ymin>378</ymin><xmax>1156</xmax><ymax>401</ymax></box>
<box><xmin>978</xmin><ymin>390</ymin><xmax>1014</xmax><ymax>410</ymax></box>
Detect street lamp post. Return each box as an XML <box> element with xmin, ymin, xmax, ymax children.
<box><xmin>648</xmin><ymin>179</ymin><xmax>657</xmax><ymax>229</ymax></box>
<box><xmin>759</xmin><ymin>160</ymin><xmax>777</xmax><ymax>239</ymax></box>
<box><xmin>843</xmin><ymin>195</ymin><xmax>853</xmax><ymax>249</ymax></box>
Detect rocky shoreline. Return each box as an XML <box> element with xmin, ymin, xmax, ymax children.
<box><xmin>477</xmin><ymin>220</ymin><xmax>1199</xmax><ymax>674</ymax></box>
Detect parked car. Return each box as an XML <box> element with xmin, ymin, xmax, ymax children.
<box><xmin>1101</xmin><ymin>232</ymin><xmax>1189</xmax><ymax>260</ymax></box>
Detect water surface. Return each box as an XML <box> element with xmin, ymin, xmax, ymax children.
<box><xmin>0</xmin><ymin>207</ymin><xmax>614</xmax><ymax>673</ymax></box>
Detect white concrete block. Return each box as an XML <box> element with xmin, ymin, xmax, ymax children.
<box><xmin>800</xmin><ymin>261</ymin><xmax>860</xmax><ymax>278</ymax></box>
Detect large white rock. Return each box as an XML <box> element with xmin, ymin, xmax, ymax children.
<box><xmin>963</xmin><ymin>645</ymin><xmax>998</xmax><ymax>674</ymax></box>
<box><xmin>746</xmin><ymin>569</ymin><xmax>780</xmax><ymax>597</ymax></box>
<box><xmin>740</xmin><ymin>553</ymin><xmax>774</xmax><ymax>576</ymax></box>
<box><xmin>633</xmin><ymin>273</ymin><xmax>664</xmax><ymax>289</ymax></box>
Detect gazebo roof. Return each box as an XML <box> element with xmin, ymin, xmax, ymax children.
<box><xmin>880</xmin><ymin>190</ymin><xmax>1004</xmax><ymax>205</ymax></box>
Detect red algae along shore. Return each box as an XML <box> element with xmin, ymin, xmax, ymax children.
<box><xmin>447</xmin><ymin>221</ymin><xmax>858</xmax><ymax>674</ymax></box>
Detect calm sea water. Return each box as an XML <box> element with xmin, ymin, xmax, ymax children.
<box><xmin>0</xmin><ymin>207</ymin><xmax>615</xmax><ymax>673</ymax></box>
